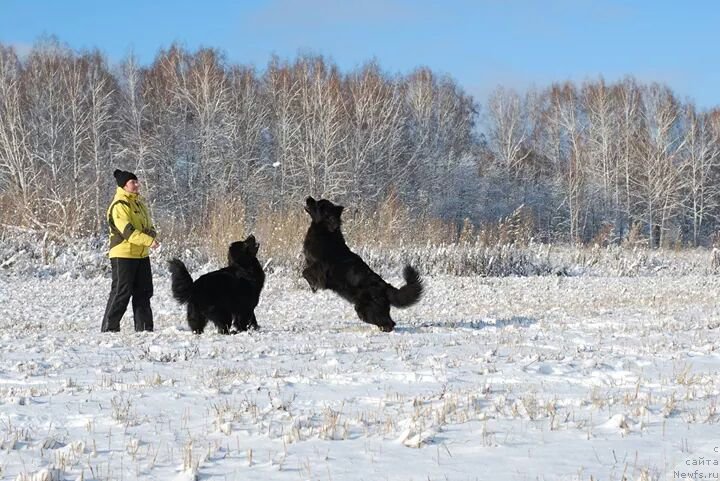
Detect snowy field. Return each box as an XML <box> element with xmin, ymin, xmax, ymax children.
<box><xmin>1</xmin><ymin>255</ymin><xmax>720</xmax><ymax>480</ymax></box>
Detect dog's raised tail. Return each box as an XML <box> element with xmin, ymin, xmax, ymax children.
<box><xmin>388</xmin><ymin>265</ymin><xmax>423</xmax><ymax>308</ymax></box>
<box><xmin>168</xmin><ymin>258</ymin><xmax>194</xmax><ymax>305</ymax></box>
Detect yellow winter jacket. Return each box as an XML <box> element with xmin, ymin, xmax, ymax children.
<box><xmin>107</xmin><ymin>187</ymin><xmax>156</xmax><ymax>259</ymax></box>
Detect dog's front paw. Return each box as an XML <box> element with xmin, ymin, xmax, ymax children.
<box><xmin>302</xmin><ymin>267</ymin><xmax>322</xmax><ymax>292</ymax></box>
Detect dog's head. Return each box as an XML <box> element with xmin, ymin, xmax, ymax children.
<box><xmin>305</xmin><ymin>196</ymin><xmax>344</xmax><ymax>232</ymax></box>
<box><xmin>227</xmin><ymin>235</ymin><xmax>259</xmax><ymax>265</ymax></box>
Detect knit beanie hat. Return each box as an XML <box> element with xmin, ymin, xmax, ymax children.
<box><xmin>114</xmin><ymin>169</ymin><xmax>138</xmax><ymax>188</ymax></box>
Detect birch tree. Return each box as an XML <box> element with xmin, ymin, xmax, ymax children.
<box><xmin>635</xmin><ymin>83</ymin><xmax>685</xmax><ymax>247</ymax></box>
<box><xmin>85</xmin><ymin>50</ymin><xmax>116</xmax><ymax>233</ymax></box>
<box><xmin>680</xmin><ymin>105</ymin><xmax>720</xmax><ymax>245</ymax></box>
<box><xmin>546</xmin><ymin>82</ymin><xmax>587</xmax><ymax>242</ymax></box>
<box><xmin>142</xmin><ymin>45</ymin><xmax>191</xmax><ymax>223</ymax></box>
<box><xmin>226</xmin><ymin>64</ymin><xmax>272</xmax><ymax>206</ymax></box>
<box><xmin>176</xmin><ymin>48</ymin><xmax>234</xmax><ymax>219</ymax></box>
<box><xmin>294</xmin><ymin>55</ymin><xmax>349</xmax><ymax>199</ymax></box>
<box><xmin>616</xmin><ymin>77</ymin><xmax>644</xmax><ymax>236</ymax></box>
<box><xmin>403</xmin><ymin>68</ymin><xmax>474</xmax><ymax>209</ymax></box>
<box><xmin>116</xmin><ymin>54</ymin><xmax>153</xmax><ymax>191</ymax></box>
<box><xmin>583</xmin><ymin>78</ymin><xmax>621</xmax><ymax>236</ymax></box>
<box><xmin>343</xmin><ymin>61</ymin><xmax>405</xmax><ymax>204</ymax></box>
<box><xmin>22</xmin><ymin>39</ymin><xmax>77</xmax><ymax>231</ymax></box>
<box><xmin>0</xmin><ymin>45</ymin><xmax>34</xmax><ymax>223</ymax></box>
<box><xmin>486</xmin><ymin>86</ymin><xmax>531</xmax><ymax>178</ymax></box>
<box><xmin>264</xmin><ymin>57</ymin><xmax>303</xmax><ymax>208</ymax></box>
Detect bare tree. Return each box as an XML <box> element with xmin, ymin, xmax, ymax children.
<box><xmin>486</xmin><ymin>86</ymin><xmax>531</xmax><ymax>178</ymax></box>
<box><xmin>22</xmin><ymin>39</ymin><xmax>79</xmax><ymax>231</ymax></box>
<box><xmin>0</xmin><ymin>45</ymin><xmax>34</xmax><ymax>223</ymax></box>
<box><xmin>403</xmin><ymin>68</ymin><xmax>475</xmax><ymax>210</ymax></box>
<box><xmin>85</xmin><ymin>50</ymin><xmax>117</xmax><ymax>233</ymax></box>
<box><xmin>116</xmin><ymin>54</ymin><xmax>152</xmax><ymax>184</ymax></box>
<box><xmin>402</xmin><ymin>67</ymin><xmax>436</xmax><ymax>205</ymax></box>
<box><xmin>264</xmin><ymin>56</ymin><xmax>303</xmax><ymax>208</ymax></box>
<box><xmin>294</xmin><ymin>55</ymin><xmax>349</xmax><ymax>199</ymax></box>
<box><xmin>0</xmin><ymin>45</ymin><xmax>27</xmax><ymax>213</ymax></box>
<box><xmin>546</xmin><ymin>82</ymin><xmax>587</xmax><ymax>242</ymax></box>
<box><xmin>680</xmin><ymin>105</ymin><xmax>720</xmax><ymax>245</ymax></box>
<box><xmin>226</xmin><ymin>64</ymin><xmax>272</xmax><ymax>207</ymax></box>
<box><xmin>142</xmin><ymin>45</ymin><xmax>193</xmax><ymax>226</ymax></box>
<box><xmin>634</xmin><ymin>83</ymin><xmax>685</xmax><ymax>247</ymax></box>
<box><xmin>176</xmin><ymin>48</ymin><xmax>234</xmax><ymax>220</ymax></box>
<box><xmin>583</xmin><ymin>78</ymin><xmax>622</xmax><ymax>237</ymax></box>
<box><xmin>616</xmin><ymin>77</ymin><xmax>644</xmax><ymax>236</ymax></box>
<box><xmin>343</xmin><ymin>61</ymin><xmax>405</xmax><ymax>204</ymax></box>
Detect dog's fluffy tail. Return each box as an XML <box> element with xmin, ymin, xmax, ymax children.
<box><xmin>388</xmin><ymin>265</ymin><xmax>423</xmax><ymax>308</ymax></box>
<box><xmin>168</xmin><ymin>258</ymin><xmax>194</xmax><ymax>305</ymax></box>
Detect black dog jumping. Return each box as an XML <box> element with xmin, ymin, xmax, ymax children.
<box><xmin>168</xmin><ymin>235</ymin><xmax>265</xmax><ymax>334</ymax></box>
<box><xmin>302</xmin><ymin>197</ymin><xmax>423</xmax><ymax>332</ymax></box>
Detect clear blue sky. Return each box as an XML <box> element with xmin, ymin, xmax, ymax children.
<box><xmin>1</xmin><ymin>0</ymin><xmax>719</xmax><ymax>109</ymax></box>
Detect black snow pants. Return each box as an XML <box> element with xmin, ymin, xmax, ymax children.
<box><xmin>101</xmin><ymin>257</ymin><xmax>154</xmax><ymax>332</ymax></box>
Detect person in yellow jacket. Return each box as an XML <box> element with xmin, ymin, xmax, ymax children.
<box><xmin>101</xmin><ymin>169</ymin><xmax>160</xmax><ymax>332</ymax></box>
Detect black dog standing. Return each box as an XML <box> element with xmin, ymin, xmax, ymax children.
<box><xmin>302</xmin><ymin>196</ymin><xmax>423</xmax><ymax>332</ymax></box>
<box><xmin>168</xmin><ymin>235</ymin><xmax>265</xmax><ymax>334</ymax></box>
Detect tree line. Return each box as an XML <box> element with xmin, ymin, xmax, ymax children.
<box><xmin>0</xmin><ymin>38</ymin><xmax>718</xmax><ymax>247</ymax></box>
<box><xmin>483</xmin><ymin>82</ymin><xmax>720</xmax><ymax>247</ymax></box>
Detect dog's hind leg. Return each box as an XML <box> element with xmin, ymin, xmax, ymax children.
<box><xmin>231</xmin><ymin>314</ymin><xmax>244</xmax><ymax>332</ymax></box>
<box><xmin>232</xmin><ymin>310</ymin><xmax>258</xmax><ymax>332</ymax></box>
<box><xmin>187</xmin><ymin>304</ymin><xmax>207</xmax><ymax>334</ymax></box>
<box><xmin>248</xmin><ymin>312</ymin><xmax>259</xmax><ymax>330</ymax></box>
<box><xmin>231</xmin><ymin>313</ymin><xmax>248</xmax><ymax>332</ymax></box>
<box><xmin>209</xmin><ymin>311</ymin><xmax>232</xmax><ymax>334</ymax></box>
<box><xmin>375</xmin><ymin>311</ymin><xmax>396</xmax><ymax>332</ymax></box>
<box><xmin>354</xmin><ymin>299</ymin><xmax>396</xmax><ymax>332</ymax></box>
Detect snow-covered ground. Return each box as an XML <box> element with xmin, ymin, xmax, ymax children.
<box><xmin>1</xmin><ymin>258</ymin><xmax>720</xmax><ymax>480</ymax></box>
